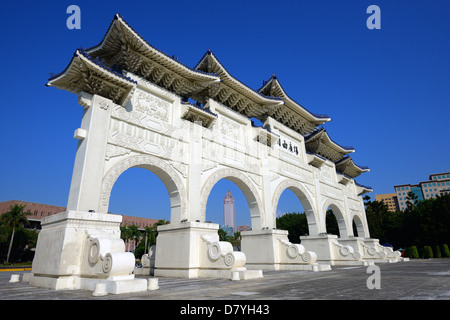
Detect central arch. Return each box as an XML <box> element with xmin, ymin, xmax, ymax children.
<box><xmin>99</xmin><ymin>154</ymin><xmax>187</xmax><ymax>223</ymax></box>
<box><xmin>272</xmin><ymin>179</ymin><xmax>320</xmax><ymax>236</ymax></box>
<box><xmin>200</xmin><ymin>168</ymin><xmax>264</xmax><ymax>230</ymax></box>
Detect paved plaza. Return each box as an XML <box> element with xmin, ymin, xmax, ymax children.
<box><xmin>1</xmin><ymin>259</ymin><xmax>449</xmax><ymax>301</ymax></box>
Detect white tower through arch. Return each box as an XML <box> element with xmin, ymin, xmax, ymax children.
<box><xmin>223</xmin><ymin>190</ymin><xmax>235</xmax><ymax>232</ymax></box>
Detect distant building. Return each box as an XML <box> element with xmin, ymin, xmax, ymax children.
<box><xmin>394</xmin><ymin>171</ymin><xmax>450</xmax><ymax>211</ymax></box>
<box><xmin>0</xmin><ymin>200</ymin><xmax>161</xmax><ymax>231</ymax></box>
<box><xmin>223</xmin><ymin>190</ymin><xmax>235</xmax><ymax>232</ymax></box>
<box><xmin>374</xmin><ymin>193</ymin><xmax>399</xmax><ymax>212</ymax></box>
<box><xmin>220</xmin><ymin>225</ymin><xmax>234</xmax><ymax>237</ymax></box>
<box><xmin>237</xmin><ymin>225</ymin><xmax>251</xmax><ymax>232</ymax></box>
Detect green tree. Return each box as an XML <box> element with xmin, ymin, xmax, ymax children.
<box><xmin>406</xmin><ymin>246</ymin><xmax>419</xmax><ymax>259</ymax></box>
<box><xmin>147</xmin><ymin>219</ymin><xmax>168</xmax><ymax>247</ymax></box>
<box><xmin>325</xmin><ymin>209</ymin><xmax>339</xmax><ymax>236</ymax></box>
<box><xmin>405</xmin><ymin>191</ymin><xmax>419</xmax><ymax>211</ymax></box>
<box><xmin>230</xmin><ymin>231</ymin><xmax>241</xmax><ymax>248</ymax></box>
<box><xmin>276</xmin><ymin>212</ymin><xmax>308</xmax><ymax>243</ymax></box>
<box><xmin>132</xmin><ymin>219</ymin><xmax>168</xmax><ymax>259</ymax></box>
<box><xmin>363</xmin><ymin>196</ymin><xmax>390</xmax><ymax>243</ymax></box>
<box><xmin>424</xmin><ymin>246</ymin><xmax>433</xmax><ymax>259</ymax></box>
<box><xmin>120</xmin><ymin>225</ymin><xmax>139</xmax><ymax>252</ymax></box>
<box><xmin>442</xmin><ymin>244</ymin><xmax>450</xmax><ymax>258</ymax></box>
<box><xmin>434</xmin><ymin>245</ymin><xmax>442</xmax><ymax>258</ymax></box>
<box><xmin>1</xmin><ymin>204</ymin><xmax>29</xmax><ymax>263</ymax></box>
<box><xmin>218</xmin><ymin>228</ymin><xmax>230</xmax><ymax>241</ymax></box>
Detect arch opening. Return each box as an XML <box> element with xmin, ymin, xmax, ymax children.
<box><xmin>325</xmin><ymin>203</ymin><xmax>348</xmax><ymax>238</ymax></box>
<box><xmin>205</xmin><ymin>179</ymin><xmax>252</xmax><ymax>247</ymax></box>
<box><xmin>106</xmin><ymin>167</ymin><xmax>173</xmax><ymax>257</ymax></box>
<box><xmin>109</xmin><ymin>167</ymin><xmax>171</xmax><ymax>222</ymax></box>
<box><xmin>276</xmin><ymin>189</ymin><xmax>308</xmax><ymax>243</ymax></box>
<box><xmin>352</xmin><ymin>214</ymin><xmax>367</xmax><ymax>238</ymax></box>
<box><xmin>201</xmin><ymin>169</ymin><xmax>263</xmax><ymax>231</ymax></box>
<box><xmin>272</xmin><ymin>180</ymin><xmax>319</xmax><ymax>236</ymax></box>
<box><xmin>100</xmin><ymin>155</ymin><xmax>186</xmax><ymax>223</ymax></box>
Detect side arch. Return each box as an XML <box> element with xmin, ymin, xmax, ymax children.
<box><xmin>200</xmin><ymin>168</ymin><xmax>264</xmax><ymax>230</ymax></box>
<box><xmin>99</xmin><ymin>154</ymin><xmax>187</xmax><ymax>223</ymax></box>
<box><xmin>351</xmin><ymin>213</ymin><xmax>369</xmax><ymax>238</ymax></box>
<box><xmin>322</xmin><ymin>199</ymin><xmax>350</xmax><ymax>238</ymax></box>
<box><xmin>272</xmin><ymin>179</ymin><xmax>320</xmax><ymax>236</ymax></box>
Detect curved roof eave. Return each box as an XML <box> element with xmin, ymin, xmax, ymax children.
<box><xmin>305</xmin><ymin>128</ymin><xmax>355</xmax><ymax>154</ymax></box>
<box><xmin>355</xmin><ymin>181</ymin><xmax>373</xmax><ymax>195</ymax></box>
<box><xmin>86</xmin><ymin>13</ymin><xmax>220</xmax><ymax>83</ymax></box>
<box><xmin>258</xmin><ymin>75</ymin><xmax>331</xmax><ymax>123</ymax></box>
<box><xmin>47</xmin><ymin>49</ymin><xmax>137</xmax><ymax>88</ymax></box>
<box><xmin>335</xmin><ymin>156</ymin><xmax>370</xmax><ymax>173</ymax></box>
<box><xmin>194</xmin><ymin>50</ymin><xmax>284</xmax><ymax>106</ymax></box>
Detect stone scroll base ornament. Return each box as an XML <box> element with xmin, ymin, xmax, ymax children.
<box><xmin>300</xmin><ymin>234</ymin><xmax>373</xmax><ymax>266</ymax></box>
<box><xmin>153</xmin><ymin>221</ymin><xmax>263</xmax><ymax>280</ymax></box>
<box><xmin>362</xmin><ymin>238</ymin><xmax>407</xmax><ymax>263</ymax></box>
<box><xmin>241</xmin><ymin>229</ymin><xmax>331</xmax><ymax>271</ymax></box>
<box><xmin>28</xmin><ymin>211</ymin><xmax>148</xmax><ymax>294</ymax></box>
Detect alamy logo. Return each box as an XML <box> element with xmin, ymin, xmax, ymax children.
<box><xmin>67</xmin><ymin>5</ymin><xmax>81</xmax><ymax>30</ymax></box>
<box><xmin>366</xmin><ymin>265</ymin><xmax>381</xmax><ymax>289</ymax></box>
<box><xmin>366</xmin><ymin>5</ymin><xmax>381</xmax><ymax>30</ymax></box>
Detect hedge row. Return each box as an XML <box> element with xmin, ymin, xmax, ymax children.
<box><xmin>405</xmin><ymin>244</ymin><xmax>450</xmax><ymax>259</ymax></box>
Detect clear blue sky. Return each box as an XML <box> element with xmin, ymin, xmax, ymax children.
<box><xmin>0</xmin><ymin>1</ymin><xmax>449</xmax><ymax>227</ymax></box>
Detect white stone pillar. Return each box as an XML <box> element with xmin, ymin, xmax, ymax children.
<box><xmin>359</xmin><ymin>197</ymin><xmax>371</xmax><ymax>238</ymax></box>
<box><xmin>66</xmin><ymin>93</ymin><xmax>113</xmax><ymax>213</ymax></box>
<box><xmin>311</xmin><ymin>172</ymin><xmax>327</xmax><ymax>235</ymax></box>
<box><xmin>187</xmin><ymin>121</ymin><xmax>203</xmax><ymax>222</ymax></box>
<box><xmin>342</xmin><ymin>193</ymin><xmax>354</xmax><ymax>237</ymax></box>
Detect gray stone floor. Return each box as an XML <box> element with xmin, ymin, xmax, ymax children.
<box><xmin>1</xmin><ymin>259</ymin><xmax>449</xmax><ymax>301</ymax></box>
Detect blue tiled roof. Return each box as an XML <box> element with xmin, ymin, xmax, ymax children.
<box><xmin>194</xmin><ymin>50</ymin><xmax>284</xmax><ymax>104</ymax></box>
<box><xmin>86</xmin><ymin>14</ymin><xmax>220</xmax><ymax>80</ymax></box>
<box><xmin>304</xmin><ymin>128</ymin><xmax>355</xmax><ymax>151</ymax></box>
<box><xmin>305</xmin><ymin>151</ymin><xmax>327</xmax><ymax>161</ymax></box>
<box><xmin>48</xmin><ymin>49</ymin><xmax>138</xmax><ymax>85</ymax></box>
<box><xmin>335</xmin><ymin>156</ymin><xmax>370</xmax><ymax>170</ymax></box>
<box><xmin>259</xmin><ymin>75</ymin><xmax>331</xmax><ymax>120</ymax></box>
<box><xmin>355</xmin><ymin>181</ymin><xmax>373</xmax><ymax>190</ymax></box>
<box><xmin>181</xmin><ymin>99</ymin><xmax>218</xmax><ymax>117</ymax></box>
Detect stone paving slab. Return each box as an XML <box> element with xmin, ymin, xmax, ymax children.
<box><xmin>1</xmin><ymin>259</ymin><xmax>449</xmax><ymax>304</ymax></box>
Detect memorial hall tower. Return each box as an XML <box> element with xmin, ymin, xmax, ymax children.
<box><xmin>224</xmin><ymin>191</ymin><xmax>235</xmax><ymax>231</ymax></box>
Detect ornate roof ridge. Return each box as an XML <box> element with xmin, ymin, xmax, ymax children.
<box><xmin>85</xmin><ymin>13</ymin><xmax>220</xmax><ymax>81</ymax></box>
<box><xmin>194</xmin><ymin>50</ymin><xmax>284</xmax><ymax>105</ymax></box>
<box><xmin>305</xmin><ymin>128</ymin><xmax>355</xmax><ymax>152</ymax></box>
<box><xmin>353</xmin><ymin>179</ymin><xmax>373</xmax><ymax>195</ymax></box>
<box><xmin>47</xmin><ymin>49</ymin><xmax>138</xmax><ymax>84</ymax></box>
<box><xmin>181</xmin><ymin>98</ymin><xmax>218</xmax><ymax>117</ymax></box>
<box><xmin>258</xmin><ymin>75</ymin><xmax>331</xmax><ymax>122</ymax></box>
<box><xmin>47</xmin><ymin>49</ymin><xmax>137</xmax><ymax>106</ymax></box>
<box><xmin>335</xmin><ymin>156</ymin><xmax>370</xmax><ymax>171</ymax></box>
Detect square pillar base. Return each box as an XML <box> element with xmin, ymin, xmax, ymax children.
<box><xmin>300</xmin><ymin>234</ymin><xmax>370</xmax><ymax>266</ymax></box>
<box><xmin>29</xmin><ymin>211</ymin><xmax>147</xmax><ymax>294</ymax></box>
<box><xmin>241</xmin><ymin>229</ymin><xmax>330</xmax><ymax>271</ymax></box>
<box><xmin>154</xmin><ymin>221</ymin><xmax>263</xmax><ymax>280</ymax></box>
